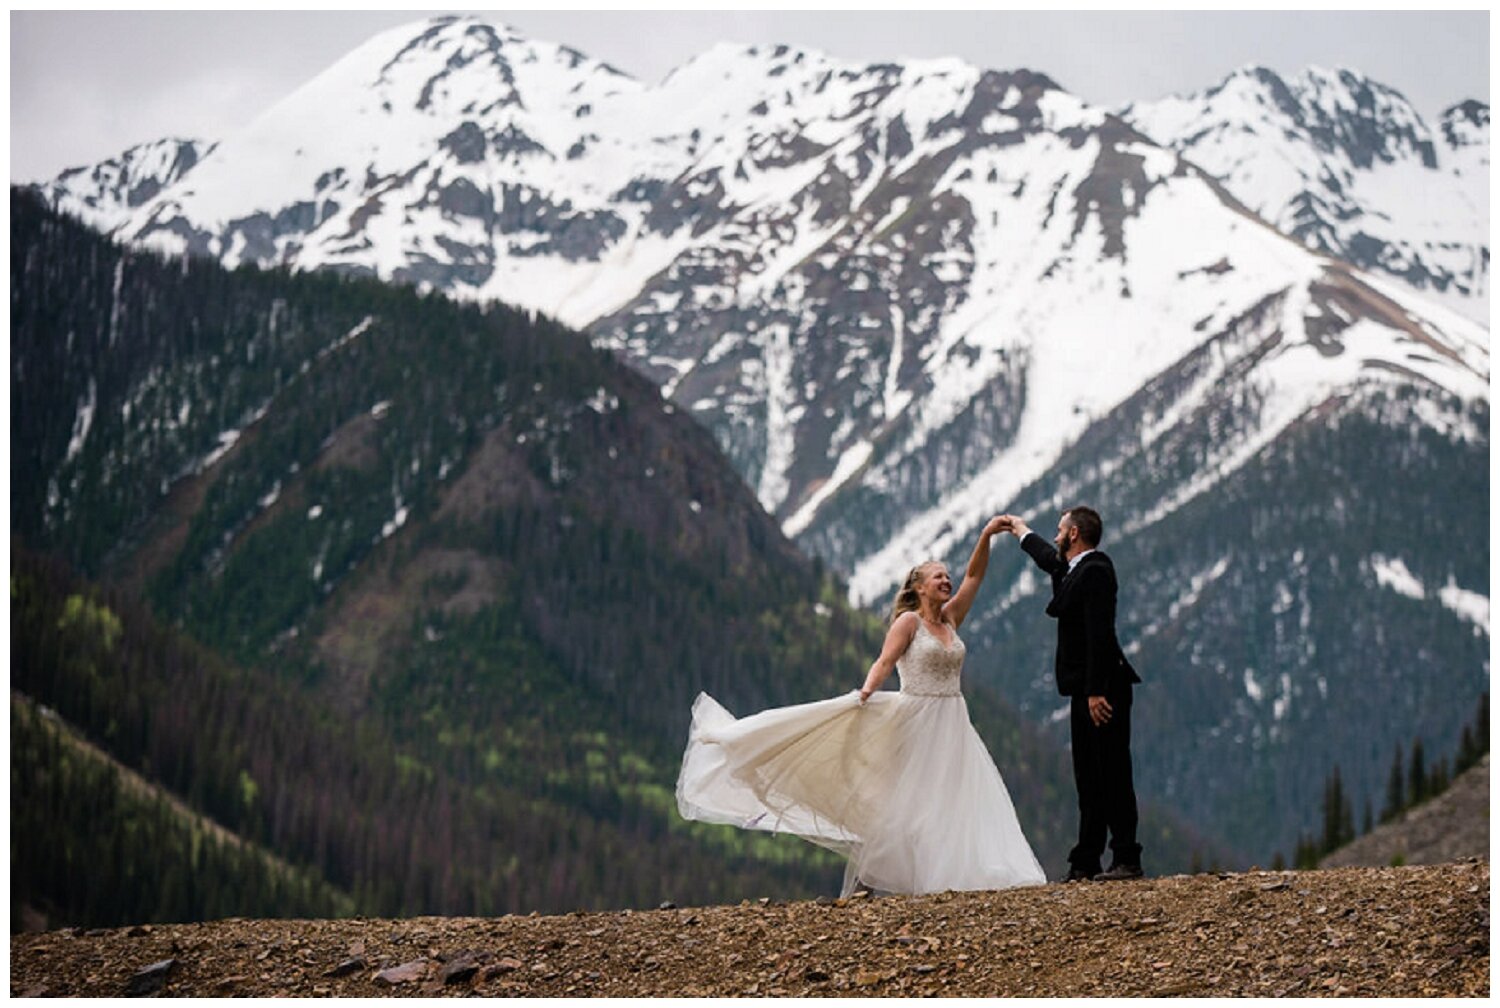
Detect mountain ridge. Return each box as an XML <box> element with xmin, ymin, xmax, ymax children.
<box><xmin>1121</xmin><ymin>63</ymin><xmax>1488</xmax><ymax>325</ymax></box>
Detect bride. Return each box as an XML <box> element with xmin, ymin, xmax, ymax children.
<box><xmin>676</xmin><ymin>516</ymin><xmax>1046</xmax><ymax>896</ymax></box>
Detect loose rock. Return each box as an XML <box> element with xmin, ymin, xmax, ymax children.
<box><xmin>374</xmin><ymin>960</ymin><xmax>427</xmax><ymax>985</ymax></box>
<box><xmin>125</xmin><ymin>958</ymin><xmax>175</xmax><ymax>996</ymax></box>
<box><xmin>325</xmin><ymin>956</ymin><xmax>365</xmax><ymax>977</ymax></box>
<box><xmin>440</xmin><ymin>959</ymin><xmax>478</xmax><ymax>985</ymax></box>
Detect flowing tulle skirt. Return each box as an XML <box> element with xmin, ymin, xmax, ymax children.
<box><xmin>676</xmin><ymin>689</ymin><xmax>1047</xmax><ymax>896</ymax></box>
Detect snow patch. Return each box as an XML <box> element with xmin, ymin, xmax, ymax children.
<box><xmin>783</xmin><ymin>439</ymin><xmax>874</xmax><ymax>537</ymax></box>
<box><xmin>63</xmin><ymin>379</ymin><xmax>98</xmax><ymax>465</ymax></box>
<box><xmin>1370</xmin><ymin>554</ymin><xmax>1425</xmax><ymax>600</ymax></box>
<box><xmin>1438</xmin><ymin>580</ymin><xmax>1489</xmax><ymax>633</ymax></box>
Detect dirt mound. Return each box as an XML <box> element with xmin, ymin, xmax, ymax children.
<box><xmin>12</xmin><ymin>861</ymin><xmax>1487</xmax><ymax>998</ymax></box>
<box><xmin>1322</xmin><ymin>755</ymin><xmax>1489</xmax><ymax>869</ymax></box>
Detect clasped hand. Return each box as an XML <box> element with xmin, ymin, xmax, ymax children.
<box><xmin>984</xmin><ymin>514</ymin><xmax>1028</xmax><ymax>538</ymax></box>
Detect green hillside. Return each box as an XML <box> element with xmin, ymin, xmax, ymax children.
<box><xmin>10</xmin><ymin>189</ymin><xmax>1221</xmax><ymax>926</ymax></box>
<box><xmin>11</xmin><ymin>689</ymin><xmax>353</xmax><ymax>930</ymax></box>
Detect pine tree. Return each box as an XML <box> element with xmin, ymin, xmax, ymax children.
<box><xmin>1381</xmin><ymin>742</ymin><xmax>1405</xmax><ymax>822</ymax></box>
<box><xmin>1408</xmin><ymin>738</ymin><xmax>1427</xmax><ymax>806</ymax></box>
<box><xmin>1293</xmin><ymin>833</ymin><xmax>1320</xmax><ymax>870</ymax></box>
<box><xmin>1429</xmin><ymin>756</ymin><xmax>1450</xmax><ymax>797</ymax></box>
<box><xmin>1321</xmin><ymin>764</ymin><xmax>1354</xmax><ymax>856</ymax></box>
<box><xmin>1471</xmin><ymin>692</ymin><xmax>1490</xmax><ymax>766</ymax></box>
<box><xmin>1456</xmin><ymin>725</ymin><xmax>1478</xmax><ymax>775</ymax></box>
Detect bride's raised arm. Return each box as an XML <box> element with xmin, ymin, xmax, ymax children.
<box><xmin>942</xmin><ymin>515</ymin><xmax>1009</xmax><ymax>629</ymax></box>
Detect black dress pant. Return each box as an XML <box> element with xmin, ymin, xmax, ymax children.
<box><xmin>1068</xmin><ymin>686</ymin><xmax>1141</xmax><ymax>873</ymax></box>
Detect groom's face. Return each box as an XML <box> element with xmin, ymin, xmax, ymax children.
<box><xmin>1055</xmin><ymin>517</ymin><xmax>1078</xmax><ymax>558</ymax></box>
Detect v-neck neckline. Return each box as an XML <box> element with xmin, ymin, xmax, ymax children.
<box><xmin>920</xmin><ymin>618</ymin><xmax>958</xmax><ymax>649</ymax></box>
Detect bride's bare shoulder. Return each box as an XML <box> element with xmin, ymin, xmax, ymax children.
<box><xmin>890</xmin><ymin>610</ymin><xmax>920</xmax><ymax>633</ymax></box>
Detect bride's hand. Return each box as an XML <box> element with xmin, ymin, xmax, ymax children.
<box><xmin>858</xmin><ymin>687</ymin><xmax>873</xmax><ymax>704</ymax></box>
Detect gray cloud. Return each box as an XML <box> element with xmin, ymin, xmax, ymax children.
<box><xmin>10</xmin><ymin>9</ymin><xmax>1488</xmax><ymax>183</ymax></box>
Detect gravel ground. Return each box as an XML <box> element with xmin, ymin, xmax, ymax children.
<box><xmin>11</xmin><ymin>860</ymin><xmax>1487</xmax><ymax>998</ymax></box>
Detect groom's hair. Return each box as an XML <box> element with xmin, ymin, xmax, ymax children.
<box><xmin>1064</xmin><ymin>506</ymin><xmax>1103</xmax><ymax>547</ymax></box>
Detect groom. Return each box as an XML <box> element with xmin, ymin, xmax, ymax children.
<box><xmin>1001</xmin><ymin>507</ymin><xmax>1143</xmax><ymax>882</ymax></box>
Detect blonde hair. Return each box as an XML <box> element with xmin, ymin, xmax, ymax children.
<box><xmin>889</xmin><ymin>561</ymin><xmax>944</xmax><ymax>624</ymax></box>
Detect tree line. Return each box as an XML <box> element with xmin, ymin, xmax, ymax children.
<box><xmin>12</xmin><ymin>694</ymin><xmax>352</xmax><ymax>931</ymax></box>
<box><xmin>1282</xmin><ymin>691</ymin><xmax>1489</xmax><ymax>869</ymax></box>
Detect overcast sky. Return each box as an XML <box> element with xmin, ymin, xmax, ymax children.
<box><xmin>10</xmin><ymin>9</ymin><xmax>1490</xmax><ymax>184</ymax></box>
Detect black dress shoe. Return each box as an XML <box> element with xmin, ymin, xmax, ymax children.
<box><xmin>1094</xmin><ymin>863</ymin><xmax>1144</xmax><ymax>881</ymax></box>
<box><xmin>1063</xmin><ymin>867</ymin><xmax>1097</xmax><ymax>883</ymax></box>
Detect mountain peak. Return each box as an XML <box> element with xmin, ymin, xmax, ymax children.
<box><xmin>36</xmin><ymin>137</ymin><xmax>213</xmax><ymax>226</ymax></box>
<box><xmin>1120</xmin><ymin>62</ymin><xmax>1487</xmax><ymax>324</ymax></box>
<box><xmin>1441</xmin><ymin>99</ymin><xmax>1490</xmax><ymax>148</ymax></box>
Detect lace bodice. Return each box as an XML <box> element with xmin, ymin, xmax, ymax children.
<box><xmin>897</xmin><ymin>619</ymin><xmax>965</xmax><ymax>696</ymax></box>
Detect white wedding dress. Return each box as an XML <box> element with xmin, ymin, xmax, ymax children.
<box><xmin>676</xmin><ymin>619</ymin><xmax>1047</xmax><ymax>896</ymax></box>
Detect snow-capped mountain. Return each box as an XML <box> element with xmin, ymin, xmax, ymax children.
<box><xmin>1122</xmin><ymin>66</ymin><xmax>1489</xmax><ymax>325</ymax></box>
<box><xmin>30</xmin><ymin>16</ymin><xmax>1490</xmax><ymax>858</ymax></box>
<box><xmin>37</xmin><ymin>137</ymin><xmax>214</xmax><ymax>232</ymax></box>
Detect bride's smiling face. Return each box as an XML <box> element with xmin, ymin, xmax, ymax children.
<box><xmin>916</xmin><ymin>564</ymin><xmax>954</xmax><ymax>604</ymax></box>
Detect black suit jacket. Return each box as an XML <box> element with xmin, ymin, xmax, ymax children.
<box><xmin>1021</xmin><ymin>533</ymin><xmax>1141</xmax><ymax>698</ymax></box>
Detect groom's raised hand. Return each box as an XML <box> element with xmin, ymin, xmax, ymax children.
<box><xmin>1001</xmin><ymin>514</ymin><xmax>1030</xmax><ymax>538</ymax></box>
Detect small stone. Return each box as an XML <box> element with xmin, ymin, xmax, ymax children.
<box><xmin>487</xmin><ymin>956</ymin><xmax>523</xmax><ymax>977</ymax></box>
<box><xmin>126</xmin><ymin>958</ymin><xmax>177</xmax><ymax>996</ymax></box>
<box><xmin>325</xmin><ymin>956</ymin><xmax>365</xmax><ymax>977</ymax></box>
<box><xmin>215</xmin><ymin>975</ymin><xmax>247</xmax><ymax>991</ymax></box>
<box><xmin>375</xmin><ymin>960</ymin><xmax>427</xmax><ymax>985</ymax></box>
<box><xmin>658</xmin><ymin>901</ymin><xmax>677</xmax><ymax>910</ymax></box>
<box><xmin>441</xmin><ymin>960</ymin><xmax>479</xmax><ymax>985</ymax></box>
<box><xmin>126</xmin><ymin>924</ymin><xmax>153</xmax><ymax>937</ymax></box>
